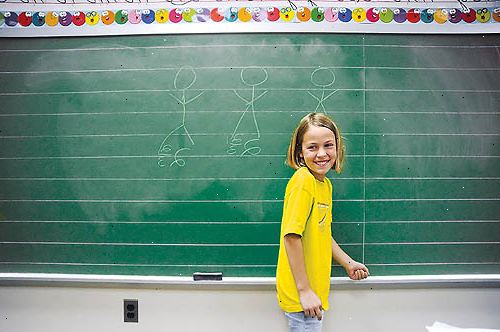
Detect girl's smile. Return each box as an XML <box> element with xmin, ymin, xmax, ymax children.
<box><xmin>314</xmin><ymin>160</ymin><xmax>331</xmax><ymax>167</ymax></box>
<box><xmin>300</xmin><ymin>125</ymin><xmax>337</xmax><ymax>181</ymax></box>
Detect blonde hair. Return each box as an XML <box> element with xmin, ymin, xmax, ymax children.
<box><xmin>286</xmin><ymin>112</ymin><xmax>345</xmax><ymax>174</ymax></box>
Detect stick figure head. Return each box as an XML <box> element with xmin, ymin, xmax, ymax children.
<box><xmin>240</xmin><ymin>67</ymin><xmax>268</xmax><ymax>87</ymax></box>
<box><xmin>174</xmin><ymin>66</ymin><xmax>197</xmax><ymax>90</ymax></box>
<box><xmin>311</xmin><ymin>67</ymin><xmax>336</xmax><ymax>88</ymax></box>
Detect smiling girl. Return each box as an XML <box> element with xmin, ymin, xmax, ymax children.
<box><xmin>276</xmin><ymin>112</ymin><xmax>369</xmax><ymax>332</ymax></box>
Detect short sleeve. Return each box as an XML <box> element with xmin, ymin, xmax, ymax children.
<box><xmin>281</xmin><ymin>186</ymin><xmax>314</xmax><ymax>237</ymax></box>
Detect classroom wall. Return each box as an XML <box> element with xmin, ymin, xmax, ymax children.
<box><xmin>1</xmin><ymin>285</ymin><xmax>499</xmax><ymax>332</ymax></box>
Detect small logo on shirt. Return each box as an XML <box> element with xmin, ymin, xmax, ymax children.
<box><xmin>317</xmin><ymin>202</ymin><xmax>329</xmax><ymax>228</ymax></box>
<box><xmin>317</xmin><ymin>203</ymin><xmax>329</xmax><ymax>209</ymax></box>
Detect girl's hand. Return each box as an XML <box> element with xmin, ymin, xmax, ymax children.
<box><xmin>346</xmin><ymin>261</ymin><xmax>370</xmax><ymax>280</ymax></box>
<box><xmin>298</xmin><ymin>288</ymin><xmax>323</xmax><ymax>320</ymax></box>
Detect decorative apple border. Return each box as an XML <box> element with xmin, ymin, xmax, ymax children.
<box><xmin>2</xmin><ymin>6</ymin><xmax>499</xmax><ymax>27</ymax></box>
<box><xmin>1</xmin><ymin>4</ymin><xmax>498</xmax><ymax>36</ymax></box>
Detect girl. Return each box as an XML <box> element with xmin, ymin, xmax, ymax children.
<box><xmin>276</xmin><ymin>112</ymin><xmax>369</xmax><ymax>331</ymax></box>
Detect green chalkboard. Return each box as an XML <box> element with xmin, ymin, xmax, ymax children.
<box><xmin>0</xmin><ymin>34</ymin><xmax>499</xmax><ymax>278</ymax></box>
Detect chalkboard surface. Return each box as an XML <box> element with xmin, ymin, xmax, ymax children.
<box><xmin>0</xmin><ymin>34</ymin><xmax>499</xmax><ymax>277</ymax></box>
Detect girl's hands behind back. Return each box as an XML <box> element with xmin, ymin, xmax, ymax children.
<box><xmin>346</xmin><ymin>261</ymin><xmax>370</xmax><ymax>280</ymax></box>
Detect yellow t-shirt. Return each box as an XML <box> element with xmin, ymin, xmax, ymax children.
<box><xmin>276</xmin><ymin>167</ymin><xmax>333</xmax><ymax>313</ymax></box>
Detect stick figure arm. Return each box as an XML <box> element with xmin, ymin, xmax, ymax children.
<box><xmin>324</xmin><ymin>89</ymin><xmax>339</xmax><ymax>100</ymax></box>
<box><xmin>233</xmin><ymin>90</ymin><xmax>250</xmax><ymax>103</ymax></box>
<box><xmin>307</xmin><ymin>91</ymin><xmax>321</xmax><ymax>102</ymax></box>
<box><xmin>254</xmin><ymin>90</ymin><xmax>269</xmax><ymax>102</ymax></box>
<box><xmin>168</xmin><ymin>93</ymin><xmax>183</xmax><ymax>104</ymax></box>
<box><xmin>186</xmin><ymin>90</ymin><xmax>205</xmax><ymax>104</ymax></box>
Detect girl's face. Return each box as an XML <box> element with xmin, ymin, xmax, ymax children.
<box><xmin>300</xmin><ymin>125</ymin><xmax>337</xmax><ymax>181</ymax></box>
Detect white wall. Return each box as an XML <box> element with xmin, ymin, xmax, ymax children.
<box><xmin>1</xmin><ymin>285</ymin><xmax>499</xmax><ymax>332</ymax></box>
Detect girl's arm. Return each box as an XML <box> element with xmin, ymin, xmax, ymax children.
<box><xmin>284</xmin><ymin>233</ymin><xmax>323</xmax><ymax>320</ymax></box>
<box><xmin>332</xmin><ymin>237</ymin><xmax>370</xmax><ymax>280</ymax></box>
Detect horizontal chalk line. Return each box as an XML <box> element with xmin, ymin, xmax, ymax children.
<box><xmin>1</xmin><ymin>111</ymin><xmax>498</xmax><ymax>117</ymax></box>
<box><xmin>0</xmin><ymin>220</ymin><xmax>282</xmax><ymax>224</ymax></box>
<box><xmin>2</xmin><ymin>66</ymin><xmax>499</xmax><ymax>74</ymax></box>
<box><xmin>366</xmin><ymin>262</ymin><xmax>500</xmax><ymax>266</ymax></box>
<box><xmin>0</xmin><ymin>155</ymin><xmax>498</xmax><ymax>160</ymax></box>
<box><xmin>1</xmin><ymin>88</ymin><xmax>499</xmax><ymax>96</ymax></box>
<box><xmin>366</xmin><ymin>242</ymin><xmax>500</xmax><ymax>246</ymax></box>
<box><xmin>1</xmin><ymin>44</ymin><xmax>498</xmax><ymax>53</ymax></box>
<box><xmin>0</xmin><ymin>177</ymin><xmax>292</xmax><ymax>181</ymax></box>
<box><xmin>0</xmin><ymin>242</ymin><xmax>279</xmax><ymax>247</ymax></box>
<box><xmin>1</xmin><ymin>262</ymin><xmax>498</xmax><ymax>269</ymax></box>
<box><xmin>1</xmin><ymin>133</ymin><xmax>498</xmax><ymax>139</ymax></box>
<box><xmin>1</xmin><ymin>220</ymin><xmax>499</xmax><ymax>225</ymax></box>
<box><xmin>363</xmin><ymin>220</ymin><xmax>500</xmax><ymax>224</ymax></box>
<box><xmin>1</xmin><ymin>177</ymin><xmax>498</xmax><ymax>181</ymax></box>
<box><xmin>0</xmin><ymin>198</ymin><xmax>498</xmax><ymax>203</ymax></box>
<box><xmin>0</xmin><ymin>109</ymin><xmax>362</xmax><ymax>117</ymax></box>
<box><xmin>0</xmin><ymin>262</ymin><xmax>276</xmax><ymax>268</ymax></box>
<box><xmin>1</xmin><ymin>241</ymin><xmax>499</xmax><ymax>246</ymax></box>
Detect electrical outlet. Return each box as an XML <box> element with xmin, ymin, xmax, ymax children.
<box><xmin>123</xmin><ymin>299</ymin><xmax>138</xmax><ymax>323</ymax></box>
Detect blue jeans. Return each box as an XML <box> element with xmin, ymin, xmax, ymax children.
<box><xmin>285</xmin><ymin>311</ymin><xmax>323</xmax><ymax>332</ymax></box>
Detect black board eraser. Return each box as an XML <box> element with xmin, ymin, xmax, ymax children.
<box><xmin>193</xmin><ymin>272</ymin><xmax>223</xmax><ymax>281</ymax></box>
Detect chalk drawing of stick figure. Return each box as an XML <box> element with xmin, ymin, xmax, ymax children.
<box><xmin>308</xmin><ymin>67</ymin><xmax>338</xmax><ymax>114</ymax></box>
<box><xmin>158</xmin><ymin>66</ymin><xmax>205</xmax><ymax>168</ymax></box>
<box><xmin>228</xmin><ymin>67</ymin><xmax>269</xmax><ymax>156</ymax></box>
